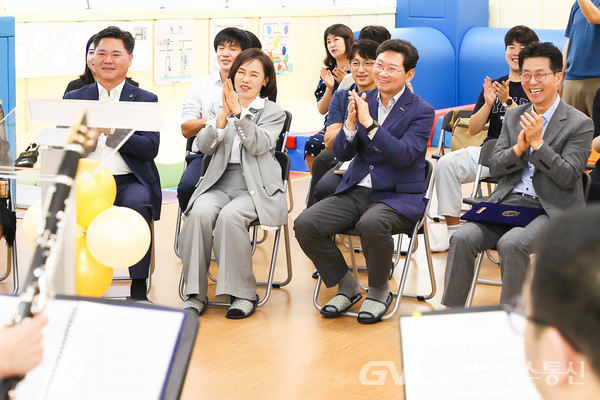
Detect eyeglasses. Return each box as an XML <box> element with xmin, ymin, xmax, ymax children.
<box><xmin>507</xmin><ymin>296</ymin><xmax>581</xmax><ymax>352</ymax></box>
<box><xmin>350</xmin><ymin>60</ymin><xmax>375</xmax><ymax>69</ymax></box>
<box><xmin>519</xmin><ymin>72</ymin><xmax>555</xmax><ymax>83</ymax></box>
<box><xmin>373</xmin><ymin>63</ymin><xmax>405</xmax><ymax>74</ymax></box>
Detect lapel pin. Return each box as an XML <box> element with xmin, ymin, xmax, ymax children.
<box><xmin>129</xmin><ymin>94</ymin><xmax>133</xmax><ymax>98</ymax></box>
<box><xmin>399</xmin><ymin>107</ymin><xmax>405</xmax><ymax>112</ymax></box>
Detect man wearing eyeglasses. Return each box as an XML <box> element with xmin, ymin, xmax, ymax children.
<box><xmin>295</xmin><ymin>39</ymin><xmax>435</xmax><ymax>324</ymax></box>
<box><xmin>442</xmin><ymin>41</ymin><xmax>593</xmax><ymax>308</ymax></box>
<box><xmin>431</xmin><ymin>26</ymin><xmax>539</xmax><ymax>252</ymax></box>
<box><xmin>522</xmin><ymin>205</ymin><xmax>600</xmax><ymax>399</ymax></box>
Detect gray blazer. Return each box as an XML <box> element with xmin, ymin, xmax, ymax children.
<box><xmin>488</xmin><ymin>98</ymin><xmax>593</xmax><ymax>218</ymax></box>
<box><xmin>184</xmin><ymin>99</ymin><xmax>288</xmax><ymax>227</ymax></box>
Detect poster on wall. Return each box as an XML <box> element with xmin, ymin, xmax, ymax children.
<box><xmin>154</xmin><ymin>20</ymin><xmax>196</xmax><ymax>85</ymax></box>
<box><xmin>208</xmin><ymin>18</ymin><xmax>248</xmax><ymax>75</ymax></box>
<box><xmin>259</xmin><ymin>18</ymin><xmax>293</xmax><ymax>75</ymax></box>
<box><xmin>14</xmin><ymin>21</ymin><xmax>152</xmax><ymax>79</ymax></box>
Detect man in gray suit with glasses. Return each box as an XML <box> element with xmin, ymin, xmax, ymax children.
<box><xmin>442</xmin><ymin>41</ymin><xmax>593</xmax><ymax>308</ymax></box>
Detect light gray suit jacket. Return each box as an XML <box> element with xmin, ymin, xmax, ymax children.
<box><xmin>489</xmin><ymin>98</ymin><xmax>593</xmax><ymax>218</ymax></box>
<box><xmin>184</xmin><ymin>99</ymin><xmax>288</xmax><ymax>227</ymax></box>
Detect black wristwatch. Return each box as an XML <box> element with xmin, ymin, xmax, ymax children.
<box><xmin>365</xmin><ymin>120</ymin><xmax>379</xmax><ymax>133</ymax></box>
<box><xmin>502</xmin><ymin>98</ymin><xmax>514</xmax><ymax>107</ymax></box>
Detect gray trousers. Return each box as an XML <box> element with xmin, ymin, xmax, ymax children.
<box><xmin>441</xmin><ymin>193</ymin><xmax>550</xmax><ymax>307</ymax></box>
<box><xmin>294</xmin><ymin>186</ymin><xmax>414</xmax><ymax>289</ymax></box>
<box><xmin>179</xmin><ymin>165</ymin><xmax>258</xmax><ymax>302</ymax></box>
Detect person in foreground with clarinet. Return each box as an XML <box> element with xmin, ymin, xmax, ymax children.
<box><xmin>0</xmin><ymin>315</ymin><xmax>47</xmax><ymax>378</ymax></box>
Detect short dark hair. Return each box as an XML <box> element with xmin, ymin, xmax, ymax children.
<box><xmin>376</xmin><ymin>39</ymin><xmax>419</xmax><ymax>71</ymax></box>
<box><xmin>228</xmin><ymin>48</ymin><xmax>277</xmax><ymax>99</ymax></box>
<box><xmin>504</xmin><ymin>25</ymin><xmax>538</xmax><ymax>48</ymax></box>
<box><xmin>519</xmin><ymin>41</ymin><xmax>563</xmax><ymax>73</ymax></box>
<box><xmin>531</xmin><ymin>205</ymin><xmax>600</xmax><ymax>376</ymax></box>
<box><xmin>349</xmin><ymin>39</ymin><xmax>379</xmax><ymax>62</ymax></box>
<box><xmin>79</xmin><ymin>34</ymin><xmax>95</xmax><ymax>84</ymax></box>
<box><xmin>245</xmin><ymin>30</ymin><xmax>262</xmax><ymax>49</ymax></box>
<box><xmin>358</xmin><ymin>25</ymin><xmax>391</xmax><ymax>44</ymax></box>
<box><xmin>213</xmin><ymin>27</ymin><xmax>252</xmax><ymax>52</ymax></box>
<box><xmin>94</xmin><ymin>26</ymin><xmax>135</xmax><ymax>55</ymax></box>
<box><xmin>323</xmin><ymin>24</ymin><xmax>355</xmax><ymax>68</ymax></box>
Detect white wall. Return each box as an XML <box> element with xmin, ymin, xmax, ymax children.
<box><xmin>1</xmin><ymin>1</ymin><xmax>575</xmax><ymax>164</ymax></box>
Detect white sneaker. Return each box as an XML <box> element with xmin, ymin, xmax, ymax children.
<box><xmin>430</xmin><ymin>234</ymin><xmax>451</xmax><ymax>253</ymax></box>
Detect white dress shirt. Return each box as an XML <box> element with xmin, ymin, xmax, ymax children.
<box><xmin>87</xmin><ymin>80</ymin><xmax>132</xmax><ymax>175</ymax></box>
<box><xmin>511</xmin><ymin>95</ymin><xmax>561</xmax><ymax>197</ymax></box>
<box><xmin>343</xmin><ymin>86</ymin><xmax>406</xmax><ymax>188</ymax></box>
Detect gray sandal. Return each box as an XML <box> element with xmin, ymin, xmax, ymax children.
<box><xmin>183</xmin><ymin>297</ymin><xmax>207</xmax><ymax>316</ymax></box>
<box><xmin>321</xmin><ymin>293</ymin><xmax>362</xmax><ymax>317</ymax></box>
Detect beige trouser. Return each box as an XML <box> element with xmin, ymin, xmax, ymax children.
<box><xmin>562</xmin><ymin>77</ymin><xmax>600</xmax><ymax>118</ymax></box>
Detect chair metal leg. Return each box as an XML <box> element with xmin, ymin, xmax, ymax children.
<box><xmin>313</xmin><ymin>274</ymin><xmax>325</xmax><ymax>312</ymax></box>
<box><xmin>466</xmin><ymin>252</ymin><xmax>485</xmax><ymax>307</ymax></box>
<box><xmin>382</xmin><ymin>223</ymin><xmax>436</xmax><ymax>320</ymax></box>
<box><xmin>178</xmin><ymin>267</ymin><xmax>186</xmax><ymax>301</ymax></box>
<box><xmin>253</xmin><ymin>226</ymin><xmax>268</xmax><ymax>246</ymax></box>
<box><xmin>269</xmin><ymin>223</ymin><xmax>293</xmax><ymax>288</ymax></box>
<box><xmin>393</xmin><ymin>223</ymin><xmax>436</xmax><ymax>301</ymax></box>
<box><xmin>10</xmin><ymin>242</ymin><xmax>18</xmax><ymax>295</ymax></box>
<box><xmin>174</xmin><ymin>206</ymin><xmax>183</xmax><ymax>258</ymax></box>
<box><xmin>1</xmin><ymin>242</ymin><xmax>19</xmax><ymax>295</ymax></box>
<box><xmin>1</xmin><ymin>188</ymin><xmax>19</xmax><ymax>294</ymax></box>
<box><xmin>346</xmin><ymin>235</ymin><xmax>368</xmax><ymax>291</ymax></box>
<box><xmin>0</xmin><ymin>246</ymin><xmax>11</xmax><ymax>281</ymax></box>
<box><xmin>287</xmin><ymin>177</ymin><xmax>294</xmax><ymax>214</ymax></box>
<box><xmin>486</xmin><ymin>249</ymin><xmax>500</xmax><ymax>265</ymax></box>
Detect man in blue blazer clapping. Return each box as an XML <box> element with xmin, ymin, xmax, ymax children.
<box><xmin>295</xmin><ymin>39</ymin><xmax>435</xmax><ymax>324</ymax></box>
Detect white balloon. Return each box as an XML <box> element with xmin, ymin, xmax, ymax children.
<box><xmin>86</xmin><ymin>206</ymin><xmax>151</xmax><ymax>269</ymax></box>
<box><xmin>21</xmin><ymin>201</ymin><xmax>43</xmax><ymax>248</ymax></box>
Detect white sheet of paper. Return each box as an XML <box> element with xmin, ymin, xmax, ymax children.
<box><xmin>27</xmin><ymin>98</ymin><xmax>164</xmax><ymax>132</ymax></box>
<box><xmin>0</xmin><ymin>297</ymin><xmax>185</xmax><ymax>400</ymax></box>
<box><xmin>400</xmin><ymin>310</ymin><xmax>542</xmax><ymax>400</ymax></box>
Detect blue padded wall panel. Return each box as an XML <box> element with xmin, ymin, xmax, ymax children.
<box><xmin>389</xmin><ymin>27</ymin><xmax>455</xmax><ymax>110</ymax></box>
<box><xmin>0</xmin><ymin>17</ymin><xmax>16</xmax><ymax>161</ymax></box>
<box><xmin>396</xmin><ymin>0</ymin><xmax>488</xmax><ymax>53</ymax></box>
<box><xmin>409</xmin><ymin>0</ymin><xmax>445</xmax><ymax>18</ymax></box>
<box><xmin>458</xmin><ymin>27</ymin><xmax>568</xmax><ymax>106</ymax></box>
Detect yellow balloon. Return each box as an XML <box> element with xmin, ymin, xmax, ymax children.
<box><xmin>76</xmin><ymin>236</ymin><xmax>113</xmax><ymax>297</ymax></box>
<box><xmin>21</xmin><ymin>201</ymin><xmax>43</xmax><ymax>248</ymax></box>
<box><xmin>76</xmin><ymin>158</ymin><xmax>116</xmax><ymax>230</ymax></box>
<box><xmin>86</xmin><ymin>206</ymin><xmax>151</xmax><ymax>269</ymax></box>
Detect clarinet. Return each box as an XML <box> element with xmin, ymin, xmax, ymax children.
<box><xmin>0</xmin><ymin>110</ymin><xmax>97</xmax><ymax>400</ymax></box>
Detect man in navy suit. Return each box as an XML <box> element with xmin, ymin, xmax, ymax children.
<box><xmin>64</xmin><ymin>26</ymin><xmax>161</xmax><ymax>301</ymax></box>
<box><xmin>295</xmin><ymin>39</ymin><xmax>435</xmax><ymax>324</ymax></box>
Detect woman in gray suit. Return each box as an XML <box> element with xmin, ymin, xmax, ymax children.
<box><xmin>179</xmin><ymin>48</ymin><xmax>287</xmax><ymax>319</ymax></box>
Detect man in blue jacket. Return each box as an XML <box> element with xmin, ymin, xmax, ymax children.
<box><xmin>64</xmin><ymin>26</ymin><xmax>161</xmax><ymax>301</ymax></box>
<box><xmin>295</xmin><ymin>39</ymin><xmax>435</xmax><ymax>324</ymax></box>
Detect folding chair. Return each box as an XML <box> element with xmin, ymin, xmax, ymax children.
<box><xmin>174</xmin><ymin>110</ymin><xmax>293</xmax><ymax>258</ymax></box>
<box><xmin>0</xmin><ymin>184</ymin><xmax>19</xmax><ymax>295</ymax></box>
<box><xmin>312</xmin><ymin>160</ymin><xmax>437</xmax><ymax>320</ymax></box>
<box><xmin>462</xmin><ymin>139</ymin><xmax>499</xmax><ymax>207</ymax></box>
<box><xmin>465</xmin><ymin>167</ymin><xmax>593</xmax><ymax>307</ymax></box>
<box><xmin>177</xmin><ymin>150</ymin><xmax>293</xmax><ymax>307</ymax></box>
<box><xmin>173</xmin><ymin>136</ymin><xmax>200</xmax><ymax>258</ymax></box>
<box><xmin>431</xmin><ymin>110</ymin><xmax>473</xmax><ymax>161</ymax></box>
<box><xmin>427</xmin><ymin>109</ymin><xmax>473</xmax><ymax>222</ymax></box>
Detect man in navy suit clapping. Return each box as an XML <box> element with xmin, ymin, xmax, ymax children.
<box><xmin>295</xmin><ymin>39</ymin><xmax>435</xmax><ymax>324</ymax></box>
